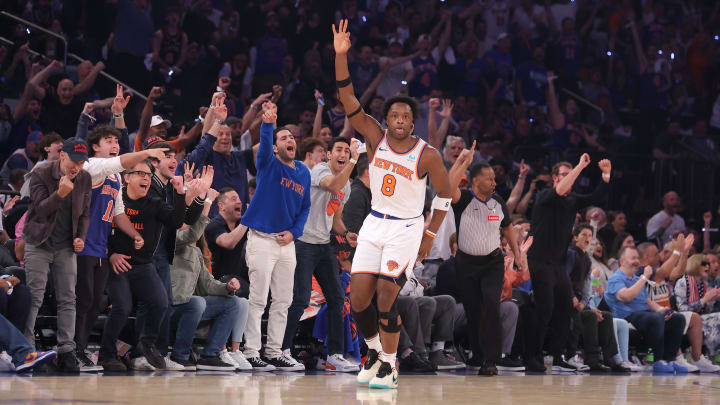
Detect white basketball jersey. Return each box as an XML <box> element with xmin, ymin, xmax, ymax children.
<box><xmin>369</xmin><ymin>131</ymin><xmax>428</xmax><ymax>218</ymax></box>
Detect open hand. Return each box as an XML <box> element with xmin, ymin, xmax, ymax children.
<box><xmin>110</xmin><ymin>253</ymin><xmax>132</xmax><ymax>274</ymax></box>
<box><xmin>332</xmin><ymin>19</ymin><xmax>352</xmax><ymax>55</ymax></box>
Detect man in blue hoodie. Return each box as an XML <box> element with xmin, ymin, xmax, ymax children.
<box><xmin>239</xmin><ymin>99</ymin><xmax>311</xmax><ymax>371</ymax></box>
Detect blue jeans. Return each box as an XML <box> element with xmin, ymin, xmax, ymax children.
<box><xmin>138</xmin><ymin>254</ymin><xmax>173</xmax><ymax>354</ymax></box>
<box><xmin>282</xmin><ymin>241</ymin><xmax>344</xmax><ymax>355</ymax></box>
<box><xmin>169</xmin><ymin>295</ymin><xmax>240</xmax><ymax>360</ymax></box>
<box><xmin>625</xmin><ymin>311</ymin><xmax>685</xmax><ymax>362</ymax></box>
<box><xmin>0</xmin><ymin>314</ymin><xmax>34</xmax><ymax>364</ymax></box>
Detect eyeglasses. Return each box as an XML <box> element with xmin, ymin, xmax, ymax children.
<box><xmin>701</xmin><ymin>261</ymin><xmax>710</xmax><ymax>266</ymax></box>
<box><xmin>128</xmin><ymin>171</ymin><xmax>152</xmax><ymax>178</ymax></box>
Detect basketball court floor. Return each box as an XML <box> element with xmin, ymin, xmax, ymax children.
<box><xmin>2</xmin><ymin>370</ymin><xmax>718</xmax><ymax>404</ymax></box>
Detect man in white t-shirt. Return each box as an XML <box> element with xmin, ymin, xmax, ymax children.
<box><xmin>281</xmin><ymin>137</ymin><xmax>360</xmax><ymax>372</ymax></box>
<box><xmin>646</xmin><ymin>191</ymin><xmax>686</xmax><ymax>245</ymax></box>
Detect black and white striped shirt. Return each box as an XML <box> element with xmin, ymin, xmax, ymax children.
<box><xmin>452</xmin><ymin>190</ymin><xmax>511</xmax><ymax>256</ymax></box>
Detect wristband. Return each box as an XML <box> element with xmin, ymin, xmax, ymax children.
<box><xmin>640</xmin><ymin>275</ymin><xmax>648</xmax><ymax>282</ymax></box>
<box><xmin>349</xmin><ymin>158</ymin><xmax>357</xmax><ymax>165</ymax></box>
<box><xmin>336</xmin><ymin>77</ymin><xmax>352</xmax><ymax>88</ymax></box>
<box><xmin>424</xmin><ymin>230</ymin><xmax>437</xmax><ymax>239</ymax></box>
<box><xmin>602</xmin><ymin>173</ymin><xmax>610</xmax><ymax>180</ymax></box>
<box><xmin>431</xmin><ymin>196</ymin><xmax>452</xmax><ymax>212</ymax></box>
<box><xmin>113</xmin><ymin>113</ymin><xmax>124</xmax><ymax>119</ymax></box>
<box><xmin>672</xmin><ymin>250</ymin><xmax>681</xmax><ymax>257</ymax></box>
<box><xmin>209</xmin><ymin>104</ymin><xmax>216</xmax><ymax>110</ymax></box>
<box><xmin>216</xmin><ymin>86</ymin><xmax>224</xmax><ymax>92</ymax></box>
<box><xmin>204</xmin><ymin>198</ymin><xmax>213</xmax><ymax>204</ymax></box>
<box><xmin>215</xmin><ymin>119</ymin><xmax>223</xmax><ymax>125</ymax></box>
<box><xmin>197</xmin><ymin>115</ymin><xmax>205</xmax><ymax>123</ymax></box>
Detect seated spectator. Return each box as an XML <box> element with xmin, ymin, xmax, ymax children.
<box><xmin>396</xmin><ymin>294</ymin><xmax>438</xmax><ymax>373</ymax></box>
<box><xmin>0</xmin><ymin>313</ymin><xmax>56</xmax><ymax>373</ymax></box>
<box><xmin>673</xmin><ymin>254</ymin><xmax>720</xmax><ymax>372</ymax></box>
<box><xmin>589</xmin><ymin>238</ymin><xmax>613</xmax><ymax>293</ymax></box>
<box><xmin>398</xmin><ymin>267</ymin><xmax>465</xmax><ymax>370</ymax></box>
<box><xmin>564</xmin><ymin>224</ymin><xmax>628</xmax><ymax>372</ymax></box>
<box><xmin>597</xmin><ymin>210</ymin><xmax>627</xmax><ymax>251</ymax></box>
<box><xmin>647</xmin><ymin>191</ymin><xmax>686</xmax><ymax>245</ymax></box>
<box><xmin>604</xmin><ymin>246</ymin><xmax>688</xmax><ymax>373</ymax></box>
<box><xmin>168</xmin><ymin>189</ymin><xmax>249</xmax><ymax>371</ymax></box>
<box><xmin>0</xmin><ymin>273</ymin><xmax>29</xmax><ymax>332</ymax></box>
<box><xmin>608</xmin><ymin>231</ymin><xmax>635</xmax><ymax>271</ymax></box>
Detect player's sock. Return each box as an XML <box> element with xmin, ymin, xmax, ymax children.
<box><xmin>365</xmin><ymin>334</ymin><xmax>383</xmax><ymax>353</ymax></box>
<box><xmin>381</xmin><ymin>351</ymin><xmax>397</xmax><ymax>366</ymax></box>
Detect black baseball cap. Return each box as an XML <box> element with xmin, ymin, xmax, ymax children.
<box><xmin>62</xmin><ymin>138</ymin><xmax>89</xmax><ymax>162</ymax></box>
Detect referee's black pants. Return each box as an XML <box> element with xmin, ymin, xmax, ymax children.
<box><xmin>456</xmin><ymin>249</ymin><xmax>504</xmax><ymax>364</ymax></box>
<box><xmin>527</xmin><ymin>259</ymin><xmax>573</xmax><ymax>360</ymax></box>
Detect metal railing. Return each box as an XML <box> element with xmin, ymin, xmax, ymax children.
<box><xmin>0</xmin><ymin>11</ymin><xmax>67</xmax><ymax>67</ymax></box>
<box><xmin>0</xmin><ymin>12</ymin><xmax>147</xmax><ymax>101</ymax></box>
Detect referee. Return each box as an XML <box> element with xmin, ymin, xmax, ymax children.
<box><xmin>446</xmin><ymin>144</ymin><xmax>523</xmax><ymax>376</ymax></box>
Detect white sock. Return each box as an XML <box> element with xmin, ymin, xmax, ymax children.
<box><xmin>431</xmin><ymin>342</ymin><xmax>445</xmax><ymax>352</ymax></box>
<box><xmin>381</xmin><ymin>351</ymin><xmax>397</xmax><ymax>366</ymax></box>
<box><xmin>365</xmin><ymin>334</ymin><xmax>383</xmax><ymax>353</ymax></box>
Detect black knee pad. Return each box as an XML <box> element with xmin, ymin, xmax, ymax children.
<box><xmin>378</xmin><ymin>309</ymin><xmax>401</xmax><ymax>333</ymax></box>
<box><xmin>352</xmin><ymin>304</ymin><xmax>378</xmax><ymax>337</ymax></box>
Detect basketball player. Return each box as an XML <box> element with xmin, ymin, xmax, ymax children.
<box><xmin>332</xmin><ymin>20</ymin><xmax>452</xmax><ymax>389</ymax></box>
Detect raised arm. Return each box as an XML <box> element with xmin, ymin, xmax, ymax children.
<box><xmin>507</xmin><ymin>160</ymin><xmax>529</xmax><ymax>213</ymax></box>
<box><xmin>333</xmin><ymin>20</ymin><xmax>383</xmax><ymax>151</ymax></box>
<box><xmin>616</xmin><ymin>266</ymin><xmax>652</xmax><ymax>302</ymax></box>
<box><xmin>547</xmin><ymin>71</ymin><xmax>565</xmax><ymax>129</ymax></box>
<box><xmin>629</xmin><ymin>19</ymin><xmax>648</xmax><ymax>73</ymax></box>
<box><xmin>312</xmin><ymin>89</ymin><xmax>324</xmax><ymax>139</ymax></box>
<box><xmin>448</xmin><ymin>141</ymin><xmax>475</xmax><ymax>203</ymax></box>
<box><xmin>319</xmin><ymin>139</ymin><xmax>359</xmax><ymax>194</ymax></box>
<box><xmin>73</xmin><ymin>61</ymin><xmax>105</xmax><ymax>96</ymax></box>
<box><xmin>435</xmin><ymin>10</ymin><xmax>453</xmax><ymax>58</ymax></box>
<box><xmin>555</xmin><ymin>153</ymin><xmax>590</xmax><ymax>196</ymax></box>
<box><xmin>134</xmin><ymin>86</ymin><xmax>164</xmax><ymax>151</ymax></box>
<box><xmin>27</xmin><ymin>60</ymin><xmax>63</xmax><ymax>101</ymax></box>
<box><xmin>358</xmin><ymin>62</ymin><xmax>389</xmax><ymax>106</ymax></box>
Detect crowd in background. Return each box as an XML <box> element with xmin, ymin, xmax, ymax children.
<box><xmin>1</xmin><ymin>0</ymin><xmax>720</xmax><ymax>375</ymax></box>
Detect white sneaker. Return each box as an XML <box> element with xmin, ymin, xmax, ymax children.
<box><xmin>358</xmin><ymin>349</ymin><xmax>382</xmax><ymax>385</ymax></box>
<box><xmin>621</xmin><ymin>361</ymin><xmax>642</xmax><ymax>372</ymax></box>
<box><xmin>566</xmin><ymin>355</ymin><xmax>590</xmax><ymax>371</ymax></box>
<box><xmin>129</xmin><ymin>356</ymin><xmax>156</xmax><ymax>371</ymax></box>
<box><xmin>690</xmin><ymin>355</ymin><xmax>720</xmax><ymax>373</ymax></box>
<box><xmin>674</xmin><ymin>354</ymin><xmax>699</xmax><ymax>372</ymax></box>
<box><xmin>228</xmin><ymin>351</ymin><xmax>252</xmax><ymax>371</ymax></box>
<box><xmin>368</xmin><ymin>361</ymin><xmax>398</xmax><ymax>389</ymax></box>
<box><xmin>220</xmin><ymin>350</ymin><xmax>240</xmax><ymax>371</ymax></box>
<box><xmin>326</xmin><ymin>354</ymin><xmax>360</xmax><ymax>373</ymax></box>
<box><xmin>162</xmin><ymin>355</ymin><xmax>185</xmax><ymax>371</ymax></box>
<box><xmin>281</xmin><ymin>349</ymin><xmax>305</xmax><ymax>371</ymax></box>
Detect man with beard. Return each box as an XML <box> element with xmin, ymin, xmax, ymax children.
<box><xmin>23</xmin><ymin>138</ymin><xmax>92</xmax><ymax>372</ymax></box>
<box><xmin>647</xmin><ymin>191</ymin><xmax>686</xmax><ymax>245</ymax></box>
<box><xmin>240</xmin><ymin>101</ymin><xmax>311</xmax><ymax>371</ymax></box>
<box><xmin>178</xmin><ymin>92</ymin><xmax>258</xmax><ymax>218</ymax></box>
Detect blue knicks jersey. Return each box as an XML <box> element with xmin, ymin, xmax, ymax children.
<box><xmin>79</xmin><ymin>173</ymin><xmax>122</xmax><ymax>258</ymax></box>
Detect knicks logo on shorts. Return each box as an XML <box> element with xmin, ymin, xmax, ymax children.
<box><xmin>386</xmin><ymin>260</ymin><xmax>399</xmax><ymax>271</ymax></box>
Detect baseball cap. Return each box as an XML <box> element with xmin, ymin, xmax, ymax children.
<box><xmin>150</xmin><ymin>115</ymin><xmax>171</xmax><ymax>129</ymax></box>
<box><xmin>142</xmin><ymin>136</ymin><xmax>165</xmax><ymax>150</ymax></box>
<box><xmin>61</xmin><ymin>138</ymin><xmax>89</xmax><ymax>162</ymax></box>
<box><xmin>26</xmin><ymin>130</ymin><xmax>43</xmax><ymax>144</ymax></box>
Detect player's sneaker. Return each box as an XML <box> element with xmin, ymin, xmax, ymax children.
<box><xmin>281</xmin><ymin>349</ymin><xmax>306</xmax><ymax>371</ymax></box>
<box><xmin>358</xmin><ymin>349</ymin><xmax>381</xmax><ymax>384</ymax></box>
<box><xmin>326</xmin><ymin>354</ymin><xmax>359</xmax><ymax>372</ymax></box>
<box><xmin>429</xmin><ymin>350</ymin><xmax>465</xmax><ymax>370</ymax></box>
<box><xmin>14</xmin><ymin>350</ymin><xmax>57</xmax><ymax>373</ymax></box>
<box><xmin>674</xmin><ymin>354</ymin><xmax>698</xmax><ymax>372</ymax></box>
<box><xmin>76</xmin><ymin>350</ymin><xmax>103</xmax><ymax>372</ymax></box>
<box><xmin>246</xmin><ymin>356</ymin><xmax>276</xmax><ymax>371</ymax></box>
<box><xmin>368</xmin><ymin>361</ymin><xmax>398</xmax><ymax>389</ymax></box>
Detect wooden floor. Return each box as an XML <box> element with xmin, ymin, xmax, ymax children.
<box><xmin>2</xmin><ymin>371</ymin><xmax>719</xmax><ymax>404</ymax></box>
